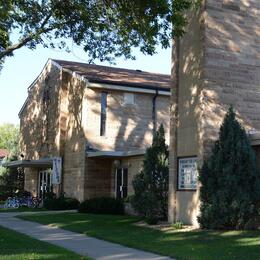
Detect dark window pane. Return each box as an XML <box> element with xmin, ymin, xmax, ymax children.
<box><xmin>123</xmin><ymin>168</ymin><xmax>128</xmax><ymax>198</ymax></box>
<box><xmin>100</xmin><ymin>92</ymin><xmax>107</xmax><ymax>136</ymax></box>
<box><xmin>116</xmin><ymin>169</ymin><xmax>122</xmax><ymax>199</ymax></box>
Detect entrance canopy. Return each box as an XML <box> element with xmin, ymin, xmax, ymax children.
<box><xmin>87</xmin><ymin>150</ymin><xmax>145</xmax><ymax>158</ymax></box>
<box><xmin>2</xmin><ymin>158</ymin><xmax>52</xmax><ymax>168</ymax></box>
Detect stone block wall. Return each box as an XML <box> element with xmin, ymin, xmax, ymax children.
<box><xmin>20</xmin><ymin>61</ymin><xmax>62</xmax><ymax>197</ymax></box>
<box><xmin>84</xmin><ymin>88</ymin><xmax>170</xmax><ymax>152</ymax></box>
<box><xmin>201</xmin><ymin>0</ymin><xmax>260</xmax><ymax>156</ymax></box>
<box><xmin>24</xmin><ymin>168</ymin><xmax>38</xmax><ymax>197</ymax></box>
<box><xmin>20</xmin><ymin>61</ymin><xmax>62</xmax><ymax>160</ymax></box>
<box><xmin>84</xmin><ymin>158</ymin><xmax>113</xmax><ymax>199</ymax></box>
<box><xmin>121</xmin><ymin>156</ymin><xmax>144</xmax><ymax>195</ymax></box>
<box><xmin>169</xmin><ymin>0</ymin><xmax>260</xmax><ymax>225</ymax></box>
<box><xmin>61</xmin><ymin>72</ymin><xmax>86</xmax><ymax>201</ymax></box>
<box><xmin>20</xmin><ymin>60</ymin><xmax>170</xmax><ymax>202</ymax></box>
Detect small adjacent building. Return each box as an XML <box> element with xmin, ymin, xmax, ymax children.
<box><xmin>0</xmin><ymin>149</ymin><xmax>9</xmax><ymax>165</ymax></box>
<box><xmin>10</xmin><ymin>59</ymin><xmax>171</xmax><ymax>201</ymax></box>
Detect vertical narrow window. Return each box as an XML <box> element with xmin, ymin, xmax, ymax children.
<box><xmin>152</xmin><ymin>90</ymin><xmax>158</xmax><ymax>133</ymax></box>
<box><xmin>100</xmin><ymin>92</ymin><xmax>107</xmax><ymax>136</ymax></box>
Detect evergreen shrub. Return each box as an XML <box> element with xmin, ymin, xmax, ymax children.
<box><xmin>198</xmin><ymin>107</ymin><xmax>260</xmax><ymax>229</ymax></box>
<box><xmin>43</xmin><ymin>192</ymin><xmax>79</xmax><ymax>210</ymax></box>
<box><xmin>131</xmin><ymin>124</ymin><xmax>169</xmax><ymax>223</ymax></box>
<box><xmin>78</xmin><ymin>197</ymin><xmax>124</xmax><ymax>215</ymax></box>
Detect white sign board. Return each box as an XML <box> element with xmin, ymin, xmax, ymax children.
<box><xmin>178</xmin><ymin>157</ymin><xmax>198</xmax><ymax>190</ymax></box>
<box><xmin>52</xmin><ymin>157</ymin><xmax>62</xmax><ymax>185</ymax></box>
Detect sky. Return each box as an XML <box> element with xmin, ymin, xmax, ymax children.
<box><xmin>0</xmin><ymin>41</ymin><xmax>172</xmax><ymax>125</ymax></box>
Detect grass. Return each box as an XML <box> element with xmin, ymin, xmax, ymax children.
<box><xmin>20</xmin><ymin>213</ymin><xmax>260</xmax><ymax>260</ymax></box>
<box><xmin>0</xmin><ymin>225</ymin><xmax>89</xmax><ymax>260</ymax></box>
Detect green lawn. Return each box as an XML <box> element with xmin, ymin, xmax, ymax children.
<box><xmin>0</xmin><ymin>226</ymin><xmax>89</xmax><ymax>260</ymax></box>
<box><xmin>20</xmin><ymin>213</ymin><xmax>260</xmax><ymax>260</ymax></box>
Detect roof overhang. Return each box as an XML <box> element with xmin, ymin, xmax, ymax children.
<box><xmin>249</xmin><ymin>132</ymin><xmax>260</xmax><ymax>146</ymax></box>
<box><xmin>2</xmin><ymin>158</ymin><xmax>53</xmax><ymax>168</ymax></box>
<box><xmin>87</xmin><ymin>82</ymin><xmax>170</xmax><ymax>96</ymax></box>
<box><xmin>87</xmin><ymin>150</ymin><xmax>145</xmax><ymax>158</ymax></box>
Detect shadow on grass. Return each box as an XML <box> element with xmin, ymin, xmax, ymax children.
<box><xmin>20</xmin><ymin>213</ymin><xmax>260</xmax><ymax>260</ymax></box>
<box><xmin>0</xmin><ymin>226</ymin><xmax>88</xmax><ymax>260</ymax></box>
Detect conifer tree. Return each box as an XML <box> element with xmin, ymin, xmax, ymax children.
<box><xmin>198</xmin><ymin>107</ymin><xmax>260</xmax><ymax>229</ymax></box>
<box><xmin>131</xmin><ymin>124</ymin><xmax>169</xmax><ymax>222</ymax></box>
<box><xmin>131</xmin><ymin>125</ymin><xmax>169</xmax><ymax>220</ymax></box>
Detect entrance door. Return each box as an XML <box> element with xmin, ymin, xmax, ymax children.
<box><xmin>116</xmin><ymin>168</ymin><xmax>128</xmax><ymax>199</ymax></box>
<box><xmin>38</xmin><ymin>170</ymin><xmax>52</xmax><ymax>200</ymax></box>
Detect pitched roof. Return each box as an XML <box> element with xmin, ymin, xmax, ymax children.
<box><xmin>0</xmin><ymin>149</ymin><xmax>9</xmax><ymax>158</ymax></box>
<box><xmin>52</xmin><ymin>59</ymin><xmax>171</xmax><ymax>91</ymax></box>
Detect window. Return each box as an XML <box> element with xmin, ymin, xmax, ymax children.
<box><xmin>100</xmin><ymin>92</ymin><xmax>107</xmax><ymax>136</ymax></box>
<box><xmin>124</xmin><ymin>93</ymin><xmax>135</xmax><ymax>105</ymax></box>
<box><xmin>178</xmin><ymin>157</ymin><xmax>198</xmax><ymax>190</ymax></box>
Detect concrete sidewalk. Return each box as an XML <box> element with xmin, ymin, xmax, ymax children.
<box><xmin>0</xmin><ymin>212</ymin><xmax>172</xmax><ymax>260</ymax></box>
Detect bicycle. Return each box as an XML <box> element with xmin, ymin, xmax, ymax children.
<box><xmin>4</xmin><ymin>197</ymin><xmax>20</xmax><ymax>208</ymax></box>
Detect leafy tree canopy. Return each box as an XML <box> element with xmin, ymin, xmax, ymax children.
<box><xmin>0</xmin><ymin>123</ymin><xmax>19</xmax><ymax>156</ymax></box>
<box><xmin>0</xmin><ymin>0</ymin><xmax>199</xmax><ymax>64</ymax></box>
<box><xmin>198</xmin><ymin>107</ymin><xmax>260</xmax><ymax>230</ymax></box>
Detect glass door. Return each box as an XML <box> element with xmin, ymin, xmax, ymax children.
<box><xmin>38</xmin><ymin>170</ymin><xmax>52</xmax><ymax>200</ymax></box>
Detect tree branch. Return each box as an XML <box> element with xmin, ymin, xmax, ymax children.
<box><xmin>0</xmin><ymin>12</ymin><xmax>54</xmax><ymax>60</ymax></box>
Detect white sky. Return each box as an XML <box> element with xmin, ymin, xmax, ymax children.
<box><xmin>0</xmin><ymin>41</ymin><xmax>171</xmax><ymax>125</ymax></box>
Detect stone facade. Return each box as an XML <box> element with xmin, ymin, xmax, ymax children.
<box><xmin>19</xmin><ymin>59</ymin><xmax>170</xmax><ymax>202</ymax></box>
<box><xmin>169</xmin><ymin>0</ymin><xmax>260</xmax><ymax>225</ymax></box>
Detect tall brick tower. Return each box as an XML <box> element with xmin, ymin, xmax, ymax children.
<box><xmin>169</xmin><ymin>0</ymin><xmax>260</xmax><ymax>225</ymax></box>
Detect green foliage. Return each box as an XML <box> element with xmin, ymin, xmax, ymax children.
<box><xmin>43</xmin><ymin>192</ymin><xmax>80</xmax><ymax>210</ymax></box>
<box><xmin>131</xmin><ymin>124</ymin><xmax>169</xmax><ymax>221</ymax></box>
<box><xmin>0</xmin><ymin>0</ymin><xmax>200</xmax><ymax>64</ymax></box>
<box><xmin>198</xmin><ymin>107</ymin><xmax>260</xmax><ymax>230</ymax></box>
<box><xmin>0</xmin><ymin>156</ymin><xmax>24</xmax><ymax>200</ymax></box>
<box><xmin>172</xmin><ymin>221</ymin><xmax>183</xmax><ymax>229</ymax></box>
<box><xmin>145</xmin><ymin>216</ymin><xmax>159</xmax><ymax>225</ymax></box>
<box><xmin>0</xmin><ymin>123</ymin><xmax>19</xmax><ymax>156</ymax></box>
<box><xmin>78</xmin><ymin>197</ymin><xmax>124</xmax><ymax>215</ymax></box>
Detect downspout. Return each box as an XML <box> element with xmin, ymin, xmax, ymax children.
<box><xmin>152</xmin><ymin>88</ymin><xmax>159</xmax><ymax>134</ymax></box>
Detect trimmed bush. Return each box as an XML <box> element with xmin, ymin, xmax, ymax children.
<box><xmin>78</xmin><ymin>197</ymin><xmax>124</xmax><ymax>215</ymax></box>
<box><xmin>43</xmin><ymin>192</ymin><xmax>79</xmax><ymax>210</ymax></box>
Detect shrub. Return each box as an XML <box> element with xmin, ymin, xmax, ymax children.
<box><xmin>43</xmin><ymin>192</ymin><xmax>79</xmax><ymax>210</ymax></box>
<box><xmin>131</xmin><ymin>124</ymin><xmax>169</xmax><ymax>223</ymax></box>
<box><xmin>0</xmin><ymin>156</ymin><xmax>24</xmax><ymax>200</ymax></box>
<box><xmin>145</xmin><ymin>216</ymin><xmax>158</xmax><ymax>225</ymax></box>
<box><xmin>172</xmin><ymin>221</ymin><xmax>183</xmax><ymax>230</ymax></box>
<box><xmin>198</xmin><ymin>107</ymin><xmax>260</xmax><ymax>230</ymax></box>
<box><xmin>78</xmin><ymin>197</ymin><xmax>124</xmax><ymax>215</ymax></box>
